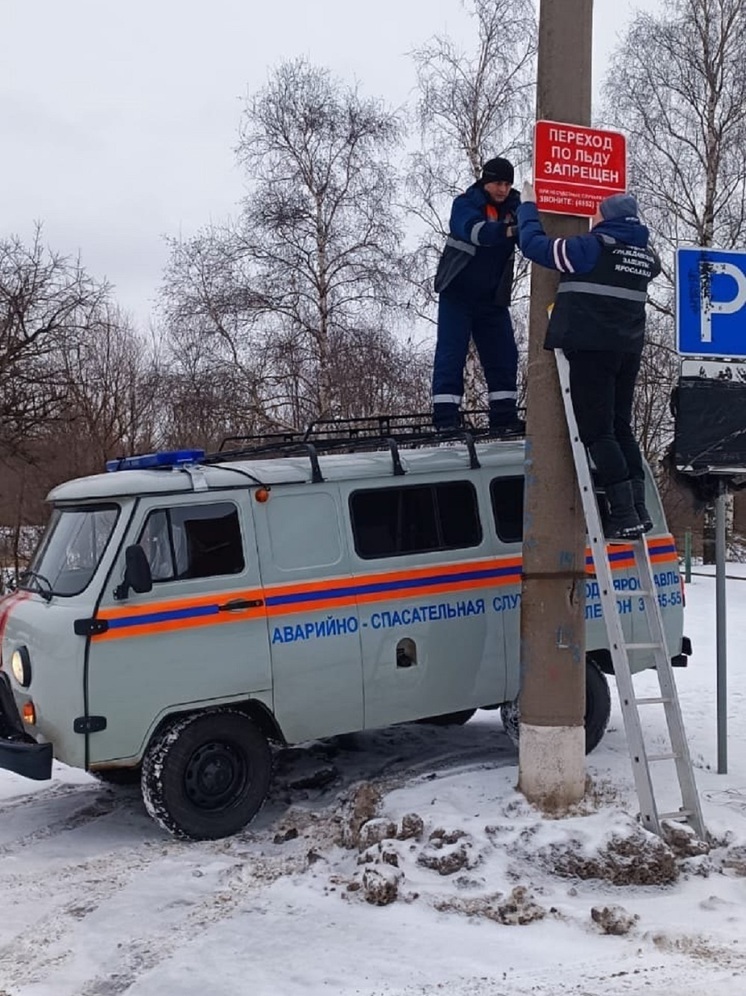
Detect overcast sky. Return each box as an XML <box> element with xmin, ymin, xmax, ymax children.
<box><xmin>1</xmin><ymin>0</ymin><xmax>653</xmax><ymax>329</ymax></box>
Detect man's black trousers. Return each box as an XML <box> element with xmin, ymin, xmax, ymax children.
<box><xmin>565</xmin><ymin>348</ymin><xmax>645</xmax><ymax>486</ymax></box>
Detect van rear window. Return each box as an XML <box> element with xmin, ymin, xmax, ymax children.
<box><xmin>490</xmin><ymin>477</ymin><xmax>524</xmax><ymax>543</ymax></box>
<box><xmin>350</xmin><ymin>482</ymin><xmax>481</xmax><ymax>558</ymax></box>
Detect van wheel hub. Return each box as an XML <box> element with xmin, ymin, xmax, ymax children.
<box><xmin>184</xmin><ymin>742</ymin><xmax>247</xmax><ymax>810</ymax></box>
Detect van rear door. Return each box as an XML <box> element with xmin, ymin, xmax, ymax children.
<box><xmin>347</xmin><ymin>477</ymin><xmax>510</xmax><ymax>727</ymax></box>
<box><xmin>252</xmin><ymin>486</ymin><xmax>364</xmax><ymax>742</ymax></box>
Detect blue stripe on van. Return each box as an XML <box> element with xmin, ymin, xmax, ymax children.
<box><xmin>586</xmin><ymin>542</ymin><xmax>676</xmax><ymax>568</ymax></box>
<box><xmin>103</xmin><ymin>565</ymin><xmax>520</xmax><ymax>630</ymax></box>
<box><xmin>650</xmin><ymin>542</ymin><xmax>677</xmax><ymax>556</ymax></box>
<box><xmin>264</xmin><ymin>564</ymin><xmax>519</xmax><ymax>607</ymax></box>
<box><xmin>106</xmin><ymin>603</ymin><xmax>219</xmax><ymax>630</ymax></box>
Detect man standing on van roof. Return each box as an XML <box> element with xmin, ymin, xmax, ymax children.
<box><xmin>516</xmin><ymin>186</ymin><xmax>661</xmax><ymax>539</ymax></box>
<box><xmin>431</xmin><ymin>157</ymin><xmax>523</xmax><ymax>435</ymax></box>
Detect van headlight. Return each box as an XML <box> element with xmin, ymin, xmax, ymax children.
<box><xmin>11</xmin><ymin>647</ymin><xmax>31</xmax><ymax>688</ymax></box>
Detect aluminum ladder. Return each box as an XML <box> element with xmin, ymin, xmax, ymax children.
<box><xmin>555</xmin><ymin>350</ymin><xmax>707</xmax><ymax>841</ymax></box>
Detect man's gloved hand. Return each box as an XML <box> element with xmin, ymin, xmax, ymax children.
<box><xmin>521</xmin><ymin>180</ymin><xmax>537</xmax><ymax>203</ymax></box>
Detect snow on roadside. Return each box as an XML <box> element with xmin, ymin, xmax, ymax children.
<box><xmin>0</xmin><ymin>570</ymin><xmax>746</xmax><ymax>995</ymax></box>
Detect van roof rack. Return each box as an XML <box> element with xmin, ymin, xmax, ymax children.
<box><xmin>213</xmin><ymin>409</ymin><xmax>523</xmax><ymax>455</ymax></box>
<box><xmin>104</xmin><ymin>412</ymin><xmax>525</xmax><ymax>484</ymax></box>
<box><xmin>204</xmin><ymin>410</ymin><xmax>524</xmax><ymax>482</ymax></box>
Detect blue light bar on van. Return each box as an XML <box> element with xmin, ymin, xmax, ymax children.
<box><xmin>105</xmin><ymin>449</ymin><xmax>206</xmax><ymax>473</ymax></box>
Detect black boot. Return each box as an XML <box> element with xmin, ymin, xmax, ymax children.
<box><xmin>489</xmin><ymin>400</ymin><xmax>525</xmax><ymax>436</ymax></box>
<box><xmin>604</xmin><ymin>480</ymin><xmax>645</xmax><ymax>540</ymax></box>
<box><xmin>490</xmin><ymin>417</ymin><xmax>526</xmax><ymax>437</ymax></box>
<box><xmin>631</xmin><ymin>478</ymin><xmax>653</xmax><ymax>533</ymax></box>
<box><xmin>433</xmin><ymin>405</ymin><xmax>461</xmax><ymax>431</ymax></box>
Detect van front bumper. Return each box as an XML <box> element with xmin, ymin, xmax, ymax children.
<box><xmin>0</xmin><ymin>672</ymin><xmax>52</xmax><ymax>780</ymax></box>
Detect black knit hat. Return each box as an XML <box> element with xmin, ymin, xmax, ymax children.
<box><xmin>481</xmin><ymin>157</ymin><xmax>514</xmax><ymax>184</ymax></box>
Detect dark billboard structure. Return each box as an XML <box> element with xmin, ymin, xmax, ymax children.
<box><xmin>673</xmin><ymin>376</ymin><xmax>746</xmax><ymax>478</ymax></box>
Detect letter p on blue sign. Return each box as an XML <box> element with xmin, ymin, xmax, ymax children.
<box><xmin>676</xmin><ymin>247</ymin><xmax>746</xmax><ymax>359</ymax></box>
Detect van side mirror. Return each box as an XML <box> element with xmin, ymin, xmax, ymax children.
<box><xmin>114</xmin><ymin>545</ymin><xmax>153</xmax><ymax>601</ymax></box>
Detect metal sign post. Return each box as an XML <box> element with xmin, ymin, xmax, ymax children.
<box><xmin>716</xmin><ymin>481</ymin><xmax>728</xmax><ymax>773</ymax></box>
<box><xmin>673</xmin><ymin>248</ymin><xmax>746</xmax><ymax>775</ymax></box>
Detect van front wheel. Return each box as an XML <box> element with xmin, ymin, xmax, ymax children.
<box><xmin>141</xmin><ymin>710</ymin><xmax>272</xmax><ymax>840</ymax></box>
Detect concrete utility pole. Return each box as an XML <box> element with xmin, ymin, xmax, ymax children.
<box><xmin>518</xmin><ymin>0</ymin><xmax>594</xmax><ymax>809</ymax></box>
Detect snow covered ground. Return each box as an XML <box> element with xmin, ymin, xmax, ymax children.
<box><xmin>1</xmin><ymin>567</ymin><xmax>745</xmax><ymax>996</ymax></box>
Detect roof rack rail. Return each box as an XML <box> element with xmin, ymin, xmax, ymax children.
<box><xmin>206</xmin><ymin>409</ymin><xmax>524</xmax><ymax>479</ymax></box>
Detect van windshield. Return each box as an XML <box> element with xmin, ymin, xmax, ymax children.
<box><xmin>22</xmin><ymin>504</ymin><xmax>120</xmax><ymax>597</ymax></box>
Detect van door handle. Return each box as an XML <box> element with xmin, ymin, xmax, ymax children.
<box><xmin>218</xmin><ymin>598</ymin><xmax>264</xmax><ymax>611</ymax></box>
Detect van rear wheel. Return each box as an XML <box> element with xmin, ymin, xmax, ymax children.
<box><xmin>141</xmin><ymin>710</ymin><xmax>271</xmax><ymax>840</ymax></box>
<box><xmin>499</xmin><ymin>656</ymin><xmax>611</xmax><ymax>755</ymax></box>
<box><xmin>416</xmin><ymin>708</ymin><xmax>476</xmax><ymax>726</ymax></box>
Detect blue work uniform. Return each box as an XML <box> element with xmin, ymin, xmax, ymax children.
<box><xmin>517</xmin><ymin>200</ymin><xmax>660</xmax><ymax>485</ymax></box>
<box><xmin>432</xmin><ymin>183</ymin><xmax>520</xmax><ymax>429</ymax></box>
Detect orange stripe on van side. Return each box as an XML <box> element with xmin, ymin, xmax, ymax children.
<box><xmin>100</xmin><ymin>588</ymin><xmax>264</xmax><ymax>621</ymax></box>
<box><xmin>90</xmin><ymin>539</ymin><xmax>678</xmax><ymax>642</ymax></box>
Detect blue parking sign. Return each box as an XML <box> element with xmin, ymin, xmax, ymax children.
<box><xmin>676</xmin><ymin>247</ymin><xmax>746</xmax><ymax>359</ymax></box>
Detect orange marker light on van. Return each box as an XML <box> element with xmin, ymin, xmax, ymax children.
<box><xmin>22</xmin><ymin>701</ymin><xmax>36</xmax><ymax>725</ymax></box>
<box><xmin>255</xmin><ymin>488</ymin><xmax>271</xmax><ymax>503</ymax></box>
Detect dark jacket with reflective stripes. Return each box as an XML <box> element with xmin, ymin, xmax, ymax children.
<box><xmin>434</xmin><ymin>183</ymin><xmax>520</xmax><ymax>306</ymax></box>
<box><xmin>516</xmin><ymin>201</ymin><xmax>661</xmax><ymax>352</ymax></box>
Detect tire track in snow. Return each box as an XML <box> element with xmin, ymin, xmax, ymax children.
<box><xmin>42</xmin><ymin>845</ymin><xmax>316</xmax><ymax>996</ymax></box>
<box><xmin>0</xmin><ymin>786</ymin><xmax>141</xmax><ymax>854</ymax></box>
<box><xmin>0</xmin><ymin>841</ymin><xmax>182</xmax><ymax>989</ymax></box>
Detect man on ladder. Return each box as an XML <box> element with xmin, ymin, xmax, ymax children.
<box><xmin>516</xmin><ymin>184</ymin><xmax>660</xmax><ymax>538</ymax></box>
<box><xmin>516</xmin><ymin>184</ymin><xmax>707</xmax><ymax>840</ymax></box>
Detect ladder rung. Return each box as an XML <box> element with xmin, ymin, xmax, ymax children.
<box><xmin>647</xmin><ymin>752</ymin><xmax>679</xmax><ymax>762</ymax></box>
<box><xmin>635</xmin><ymin>696</ymin><xmax>670</xmax><ymax>705</ymax></box>
<box><xmin>658</xmin><ymin>810</ymin><xmax>693</xmax><ymax>822</ymax></box>
<box><xmin>624</xmin><ymin>642</ymin><xmax>664</xmax><ymax>651</ymax></box>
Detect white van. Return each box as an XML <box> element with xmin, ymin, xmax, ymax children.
<box><xmin>0</xmin><ymin>420</ymin><xmax>689</xmax><ymax>839</ymax></box>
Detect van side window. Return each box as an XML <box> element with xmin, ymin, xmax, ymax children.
<box><xmin>138</xmin><ymin>502</ymin><xmax>244</xmax><ymax>581</ymax></box>
<box><xmin>265</xmin><ymin>493</ymin><xmax>342</xmax><ymax>571</ymax></box>
<box><xmin>350</xmin><ymin>482</ymin><xmax>481</xmax><ymax>558</ymax></box>
<box><xmin>490</xmin><ymin>477</ymin><xmax>524</xmax><ymax>543</ymax></box>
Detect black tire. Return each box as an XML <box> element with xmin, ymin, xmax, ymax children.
<box><xmin>416</xmin><ymin>708</ymin><xmax>476</xmax><ymax>727</ymax></box>
<box><xmin>141</xmin><ymin>710</ymin><xmax>271</xmax><ymax>840</ymax></box>
<box><xmin>584</xmin><ymin>656</ymin><xmax>612</xmax><ymax>753</ymax></box>
<box><xmin>499</xmin><ymin>656</ymin><xmax>611</xmax><ymax>755</ymax></box>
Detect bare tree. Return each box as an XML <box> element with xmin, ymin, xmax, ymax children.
<box><xmin>409</xmin><ymin>0</ymin><xmax>536</xmax><ymax>221</ymax></box>
<box><xmin>405</xmin><ymin>0</ymin><xmax>537</xmax><ymax>408</ymax></box>
<box><xmin>59</xmin><ymin>305</ymin><xmax>161</xmax><ymax>466</ymax></box>
<box><xmin>0</xmin><ymin>231</ymin><xmax>160</xmax><ymax>582</ymax></box>
<box><xmin>605</xmin><ymin>0</ymin><xmax>746</xmax><ymax>266</ymax></box>
<box><xmin>603</xmin><ymin>0</ymin><xmax>746</xmax><ymax>557</ymax></box>
<box><xmin>160</xmin><ymin>59</ymin><xmax>426</xmax><ymax>430</ymax></box>
<box><xmin>0</xmin><ymin>226</ymin><xmax>109</xmax><ymax>458</ymax></box>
